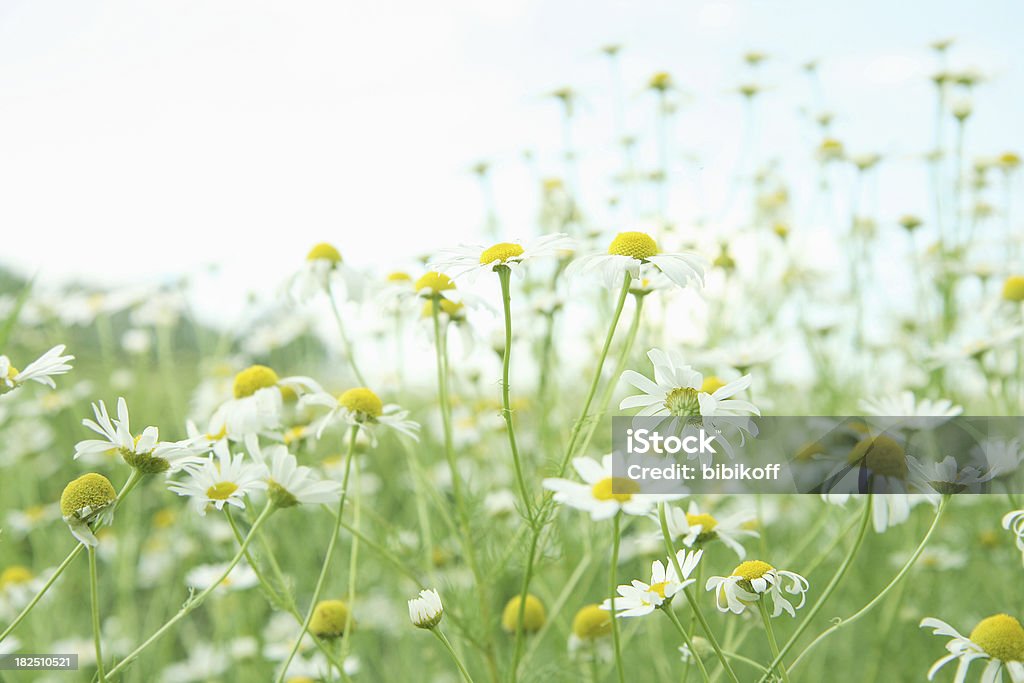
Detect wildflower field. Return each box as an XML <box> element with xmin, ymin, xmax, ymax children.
<box><xmin>2</xmin><ymin>10</ymin><xmax>1024</xmax><ymax>683</ymax></box>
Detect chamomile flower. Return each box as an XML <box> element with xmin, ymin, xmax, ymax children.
<box><xmin>286</xmin><ymin>242</ymin><xmax>364</xmax><ymax>303</ymax></box>
<box><xmin>656</xmin><ymin>501</ymin><xmax>757</xmax><ymax>559</ymax></box>
<box><xmin>909</xmin><ymin>454</ymin><xmax>995</xmax><ymax>495</ymax></box>
<box><xmin>601</xmin><ymin>550</ymin><xmax>702</xmax><ymax>618</ymax></box>
<box><xmin>859</xmin><ymin>391</ymin><xmax>963</xmax><ymax>428</ymax></box>
<box><xmin>74</xmin><ymin>398</ymin><xmax>205</xmax><ymax>474</ymax></box>
<box><xmin>1003</xmin><ymin>510</ymin><xmax>1024</xmax><ymax>566</ymax></box>
<box><xmin>168</xmin><ymin>451</ymin><xmax>268</xmax><ymax>516</ymax></box>
<box><xmin>259</xmin><ymin>444</ymin><xmax>342</xmax><ymax>508</ymax></box>
<box><xmin>428</xmin><ymin>233</ymin><xmax>573</xmax><ymax>280</ymax></box>
<box><xmin>300</xmin><ymin>387</ymin><xmax>420</xmax><ymax>443</ymax></box>
<box><xmin>567</xmin><ymin>231</ymin><xmax>705</xmax><ymax>289</ymax></box>
<box><xmin>542</xmin><ymin>453</ymin><xmax>684</xmax><ymax>521</ymax></box>
<box><xmin>921</xmin><ymin>614</ymin><xmax>1024</xmax><ymax>682</ymax></box>
<box><xmin>0</xmin><ymin>345</ymin><xmax>74</xmax><ymax>394</ymax></box>
<box><xmin>822</xmin><ymin>491</ymin><xmax>935</xmax><ymax>534</ymax></box>
<box><xmin>209</xmin><ymin>365</ymin><xmax>322</xmax><ymax>439</ymax></box>
<box><xmin>619</xmin><ymin>348</ymin><xmax>759</xmax><ymax>419</ymax></box>
<box><xmin>705</xmin><ymin>560</ymin><xmax>809</xmax><ymax>617</ymax></box>
<box><xmin>408</xmin><ymin>588</ymin><xmax>444</xmax><ymax>629</ymax></box>
<box><xmin>60</xmin><ymin>472</ymin><xmax>118</xmax><ymax>546</ymax></box>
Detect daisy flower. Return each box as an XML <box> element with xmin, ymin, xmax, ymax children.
<box><xmin>859</xmin><ymin>391</ymin><xmax>963</xmax><ymax>429</ymax></box>
<box><xmin>601</xmin><ymin>549</ymin><xmax>703</xmax><ymax>618</ymax></box>
<box><xmin>300</xmin><ymin>387</ymin><xmax>420</xmax><ymax>444</ymax></box>
<box><xmin>1003</xmin><ymin>510</ymin><xmax>1024</xmax><ymax>566</ymax></box>
<box><xmin>822</xmin><ymin>491</ymin><xmax>935</xmax><ymax>534</ymax></box>
<box><xmin>286</xmin><ymin>242</ymin><xmax>364</xmax><ymax>303</ymax></box>
<box><xmin>74</xmin><ymin>397</ymin><xmax>206</xmax><ymax>474</ymax></box>
<box><xmin>408</xmin><ymin>588</ymin><xmax>444</xmax><ymax>629</ymax></box>
<box><xmin>542</xmin><ymin>454</ymin><xmax>684</xmax><ymax>521</ymax></box>
<box><xmin>620</xmin><ymin>348</ymin><xmax>759</xmax><ymax>419</ymax></box>
<box><xmin>909</xmin><ymin>454</ymin><xmax>995</xmax><ymax>495</ymax></box>
<box><xmin>428</xmin><ymin>233</ymin><xmax>573</xmax><ymax>280</ymax></box>
<box><xmin>706</xmin><ymin>560</ymin><xmax>809</xmax><ymax>617</ymax></box>
<box><xmin>209</xmin><ymin>365</ymin><xmax>322</xmax><ymax>439</ymax></box>
<box><xmin>168</xmin><ymin>451</ymin><xmax>268</xmax><ymax>516</ymax></box>
<box><xmin>59</xmin><ymin>473</ymin><xmax>118</xmax><ymax>546</ymax></box>
<box><xmin>656</xmin><ymin>501</ymin><xmax>758</xmax><ymax>559</ymax></box>
<box><xmin>258</xmin><ymin>444</ymin><xmax>342</xmax><ymax>508</ymax></box>
<box><xmin>920</xmin><ymin>614</ymin><xmax>1024</xmax><ymax>682</ymax></box>
<box><xmin>566</xmin><ymin>231</ymin><xmax>705</xmax><ymax>289</ymax></box>
<box><xmin>0</xmin><ymin>345</ymin><xmax>74</xmax><ymax>394</ymax></box>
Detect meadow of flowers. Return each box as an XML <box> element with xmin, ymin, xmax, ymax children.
<box><xmin>2</xmin><ymin>36</ymin><xmax>1024</xmax><ymax>683</ymax></box>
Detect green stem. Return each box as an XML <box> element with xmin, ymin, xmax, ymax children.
<box><xmin>327</xmin><ymin>286</ymin><xmax>367</xmax><ymax>386</ymax></box>
<box><xmin>609</xmin><ymin>512</ymin><xmax>626</xmax><ymax>683</ymax></box>
<box><xmin>88</xmin><ymin>546</ymin><xmax>106</xmax><ymax>682</ymax></box>
<box><xmin>275</xmin><ymin>427</ymin><xmax>358</xmax><ymax>683</ymax></box>
<box><xmin>658</xmin><ymin>503</ymin><xmax>740</xmax><ymax>683</ymax></box>
<box><xmin>496</xmin><ymin>266</ymin><xmax>534</xmax><ymax>520</ymax></box>
<box><xmin>509</xmin><ymin>531</ymin><xmax>540</xmax><ymax>681</ymax></box>
<box><xmin>757</xmin><ymin>599</ymin><xmax>789</xmax><ymax>683</ymax></box>
<box><xmin>759</xmin><ymin>496</ymin><xmax>872</xmax><ymax>681</ymax></box>
<box><xmin>342</xmin><ymin>459</ymin><xmax>361</xmax><ymax>659</ymax></box>
<box><xmin>433</xmin><ymin>628</ymin><xmax>476</xmax><ymax>683</ymax></box>
<box><xmin>106</xmin><ymin>502</ymin><xmax>275</xmax><ymax>678</ymax></box>
<box><xmin>662</xmin><ymin>607</ymin><xmax>710</xmax><ymax>682</ymax></box>
<box><xmin>788</xmin><ymin>496</ymin><xmax>949</xmax><ymax>673</ymax></box>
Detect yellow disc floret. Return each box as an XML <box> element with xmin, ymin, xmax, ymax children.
<box><xmin>1002</xmin><ymin>276</ymin><xmax>1024</xmax><ymax>303</ymax></box>
<box><xmin>687</xmin><ymin>512</ymin><xmax>718</xmax><ymax>533</ymax></box>
<box><xmin>700</xmin><ymin>376</ymin><xmax>726</xmax><ymax>394</ymax></box>
<box><xmin>60</xmin><ymin>473</ymin><xmax>117</xmax><ymax>518</ymax></box>
<box><xmin>591</xmin><ymin>477</ymin><xmax>640</xmax><ymax>502</ymax></box>
<box><xmin>969</xmin><ymin>614</ymin><xmax>1024</xmax><ymax>662</ymax></box>
<box><xmin>306</xmin><ymin>243</ymin><xmax>342</xmax><ymax>263</ymax></box>
<box><xmin>501</xmin><ymin>594</ymin><xmax>546</xmax><ymax>633</ymax></box>
<box><xmin>665</xmin><ymin>387</ymin><xmax>701</xmax><ymax>417</ymax></box>
<box><xmin>731</xmin><ymin>560</ymin><xmax>773</xmax><ymax>582</ymax></box>
<box><xmin>387</xmin><ymin>271</ymin><xmax>412</xmax><ymax>282</ymax></box>
<box><xmin>572</xmin><ymin>604</ymin><xmax>612</xmax><ymax>639</ymax></box>
<box><xmin>233</xmin><ymin>365</ymin><xmax>279</xmax><ymax>399</ymax></box>
<box><xmin>339</xmin><ymin>387</ymin><xmax>383</xmax><ymax>419</ymax></box>
<box><xmin>848</xmin><ymin>435</ymin><xmax>907</xmax><ymax>479</ymax></box>
<box><xmin>415</xmin><ymin>271</ymin><xmax>455</xmax><ymax>294</ymax></box>
<box><xmin>310</xmin><ymin>599</ymin><xmax>353</xmax><ymax>639</ymax></box>
<box><xmin>421</xmin><ymin>299</ymin><xmax>465</xmax><ymax>319</ymax></box>
<box><xmin>480</xmin><ymin>242</ymin><xmax>525</xmax><ymax>265</ymax></box>
<box><xmin>608</xmin><ymin>231</ymin><xmax>659</xmax><ymax>260</ymax></box>
<box><xmin>206</xmin><ymin>482</ymin><xmax>239</xmax><ymax>501</ymax></box>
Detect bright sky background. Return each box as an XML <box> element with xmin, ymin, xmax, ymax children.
<box><xmin>2</xmin><ymin>0</ymin><xmax>1022</xmax><ymax>317</ymax></box>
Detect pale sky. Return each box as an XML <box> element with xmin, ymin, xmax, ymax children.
<box><xmin>2</xmin><ymin>0</ymin><xmax>1022</xmax><ymax>317</ymax></box>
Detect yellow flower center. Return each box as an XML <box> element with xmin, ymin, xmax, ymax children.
<box><xmin>847</xmin><ymin>435</ymin><xmax>907</xmax><ymax>479</ymax></box>
<box><xmin>1</xmin><ymin>566</ymin><xmax>33</xmax><ymax>587</ymax></box>
<box><xmin>591</xmin><ymin>477</ymin><xmax>640</xmax><ymax>502</ymax></box>
<box><xmin>1002</xmin><ymin>275</ymin><xmax>1024</xmax><ymax>303</ymax></box>
<box><xmin>206</xmin><ymin>482</ymin><xmax>239</xmax><ymax>501</ymax></box>
<box><xmin>422</xmin><ymin>299</ymin><xmax>465</xmax><ymax>319</ymax></box>
<box><xmin>310</xmin><ymin>599</ymin><xmax>352</xmax><ymax>639</ymax></box>
<box><xmin>387</xmin><ymin>271</ymin><xmax>412</xmax><ymax>282</ymax></box>
<box><xmin>339</xmin><ymin>387</ymin><xmax>383</xmax><ymax>419</ymax></box>
<box><xmin>283</xmin><ymin>425</ymin><xmax>307</xmax><ymax>445</ymax></box>
<box><xmin>732</xmin><ymin>560</ymin><xmax>774</xmax><ymax>581</ymax></box>
<box><xmin>700</xmin><ymin>376</ymin><xmax>725</xmax><ymax>394</ymax></box>
<box><xmin>480</xmin><ymin>242</ymin><xmax>525</xmax><ymax>265</ymax></box>
<box><xmin>665</xmin><ymin>387</ymin><xmax>701</xmax><ymax>417</ymax></box>
<box><xmin>649</xmin><ymin>72</ymin><xmax>672</xmax><ymax>91</ymax></box>
<box><xmin>969</xmin><ymin>614</ymin><xmax>1024</xmax><ymax>662</ymax></box>
<box><xmin>686</xmin><ymin>512</ymin><xmax>718</xmax><ymax>533</ymax></box>
<box><xmin>60</xmin><ymin>473</ymin><xmax>117</xmax><ymax>518</ymax></box>
<box><xmin>608</xmin><ymin>231</ymin><xmax>659</xmax><ymax>260</ymax></box>
<box><xmin>306</xmin><ymin>242</ymin><xmax>342</xmax><ymax>263</ymax></box>
<box><xmin>572</xmin><ymin>604</ymin><xmax>612</xmax><ymax>639</ymax></box>
<box><xmin>415</xmin><ymin>271</ymin><xmax>455</xmax><ymax>294</ymax></box>
<box><xmin>649</xmin><ymin>581</ymin><xmax>670</xmax><ymax>598</ymax></box>
<box><xmin>233</xmin><ymin>365</ymin><xmax>279</xmax><ymax>399</ymax></box>
<box><xmin>6</xmin><ymin>365</ymin><xmax>19</xmax><ymax>380</ymax></box>
<box><xmin>501</xmin><ymin>594</ymin><xmax>546</xmax><ymax>633</ymax></box>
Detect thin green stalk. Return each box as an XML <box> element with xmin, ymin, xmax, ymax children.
<box><xmin>662</xmin><ymin>607</ymin><xmax>711</xmax><ymax>682</ymax></box>
<box><xmin>496</xmin><ymin>266</ymin><xmax>534</xmax><ymax>520</ymax></box>
<box><xmin>757</xmin><ymin>599</ymin><xmax>789</xmax><ymax>683</ymax></box>
<box><xmin>609</xmin><ymin>512</ymin><xmax>626</xmax><ymax>683</ymax></box>
<box><xmin>341</xmin><ymin>459</ymin><xmax>361</xmax><ymax>659</ymax></box>
<box><xmin>759</xmin><ymin>496</ymin><xmax>872</xmax><ymax>681</ymax></box>
<box><xmin>276</xmin><ymin>427</ymin><xmax>358</xmax><ymax>683</ymax></box>
<box><xmin>88</xmin><ymin>546</ymin><xmax>106</xmax><ymax>682</ymax></box>
<box><xmin>327</xmin><ymin>286</ymin><xmax>367</xmax><ymax>386</ymax></box>
<box><xmin>788</xmin><ymin>496</ymin><xmax>949</xmax><ymax>673</ymax></box>
<box><xmin>433</xmin><ymin>627</ymin><xmax>476</xmax><ymax>683</ymax></box>
<box><xmin>509</xmin><ymin>531</ymin><xmax>540</xmax><ymax>681</ymax></box>
<box><xmin>107</xmin><ymin>502</ymin><xmax>275</xmax><ymax>678</ymax></box>
<box><xmin>659</xmin><ymin>503</ymin><xmax>740</xmax><ymax>683</ymax></box>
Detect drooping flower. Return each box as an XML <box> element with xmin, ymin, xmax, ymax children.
<box><xmin>921</xmin><ymin>614</ymin><xmax>1024</xmax><ymax>682</ymax></box>
<box><xmin>428</xmin><ymin>233</ymin><xmax>573</xmax><ymax>280</ymax></box>
<box><xmin>655</xmin><ymin>501</ymin><xmax>757</xmax><ymax>559</ymax></box>
<box><xmin>705</xmin><ymin>560</ymin><xmax>808</xmax><ymax>617</ymax></box>
<box><xmin>300</xmin><ymin>387</ymin><xmax>420</xmax><ymax>443</ymax></box>
<box><xmin>60</xmin><ymin>472</ymin><xmax>118</xmax><ymax>546</ymax></box>
<box><xmin>0</xmin><ymin>345</ymin><xmax>74</xmax><ymax>394</ymax></box>
<box><xmin>567</xmin><ymin>232</ymin><xmax>705</xmax><ymax>289</ymax></box>
<box><xmin>601</xmin><ymin>550</ymin><xmax>702</xmax><ymax>618</ymax></box>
